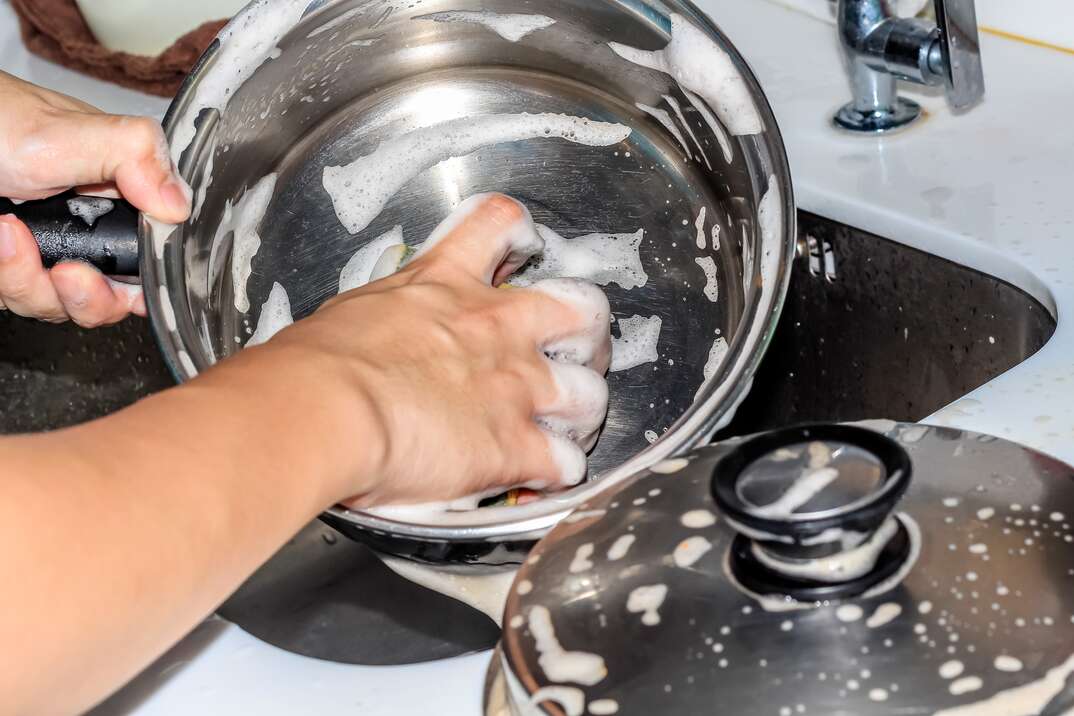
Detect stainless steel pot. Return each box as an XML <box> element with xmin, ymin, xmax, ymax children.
<box><xmin>14</xmin><ymin>0</ymin><xmax>796</xmax><ymax>573</ymax></box>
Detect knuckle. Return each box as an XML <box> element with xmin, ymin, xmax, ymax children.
<box><xmin>479</xmin><ymin>193</ymin><xmax>525</xmax><ymax>224</ymax></box>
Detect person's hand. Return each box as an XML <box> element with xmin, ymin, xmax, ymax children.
<box><xmin>0</xmin><ymin>71</ymin><xmax>191</xmax><ymax>327</ymax></box>
<box><xmin>244</xmin><ymin>194</ymin><xmax>612</xmax><ymax>508</ymax></box>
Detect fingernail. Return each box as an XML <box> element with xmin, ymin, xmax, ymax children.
<box><xmin>160</xmin><ymin>176</ymin><xmax>192</xmax><ymax>218</ymax></box>
<box><xmin>0</xmin><ymin>219</ymin><xmax>16</xmax><ymax>260</ymax></box>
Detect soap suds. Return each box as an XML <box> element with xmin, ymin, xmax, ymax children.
<box><xmin>754</xmin><ymin>517</ymin><xmax>899</xmax><ymax>583</ymax></box>
<box><xmin>949</xmin><ymin>676</ymin><xmax>983</xmax><ymax>696</ymax></box>
<box><xmin>694</xmin><ymin>207</ymin><xmax>707</xmax><ymax>249</ymax></box>
<box><xmin>673</xmin><ymin>536</ymin><xmax>713</xmax><ymax>568</ymax></box>
<box><xmin>529</xmin><ymin>605</ymin><xmax>607</xmax><ymax>685</ymax></box>
<box><xmin>609</xmin><ymin>14</ymin><xmax>762</xmax><ymax>136</ymax></box>
<box><xmin>171</xmin><ymin>0</ymin><xmax>309</xmax><ymax>160</ymax></box>
<box><xmin>940</xmin><ymin>660</ymin><xmax>965</xmax><ymax>679</ymax></box>
<box><xmin>663</xmin><ymin>94</ymin><xmax>710</xmax><ymax>169</ymax></box>
<box><xmin>192</xmin><ymin>141</ymin><xmax>216</xmax><ymax>220</ymax></box>
<box><xmin>626</xmin><ymin>584</ymin><xmax>668</xmax><ymax>626</ymax></box>
<box><xmin>588</xmin><ymin>699</ymin><xmax>619</xmax><ymax>715</ymax></box>
<box><xmin>569</xmin><ymin>543</ymin><xmax>595</xmax><ymax>573</ymax></box>
<box><xmin>528</xmin><ymin>687</ymin><xmax>585</xmax><ymax>716</ymax></box>
<box><xmin>865</xmin><ymin>603</ymin><xmax>902</xmax><ymax>628</ymax></box>
<box><xmin>415</xmin><ymin>11</ymin><xmax>555</xmax><ymax>42</ymax></box>
<box><xmin>338</xmin><ymin>225</ymin><xmax>405</xmax><ymax>293</ymax></box>
<box><xmin>681</xmin><ymin>87</ymin><xmax>734</xmax><ymax>164</ymax></box>
<box><xmin>610</xmin><ymin>315</ymin><xmax>662</xmax><ymax>372</ymax></box>
<box><xmin>66</xmin><ymin>197</ymin><xmax>114</xmax><ymax>227</ymax></box>
<box><xmin>694</xmin><ymin>256</ymin><xmax>719</xmax><ymax>302</ymax></box>
<box><xmin>748</xmin><ymin>466</ymin><xmax>840</xmax><ymax>518</ymax></box>
<box><xmin>247</xmin><ymin>281</ymin><xmax>293</xmax><ymax>346</ymax></box>
<box><xmin>178</xmin><ymin>350</ymin><xmax>196</xmax><ymax>376</ymax></box>
<box><xmin>994</xmin><ymin>655</ymin><xmax>1023</xmax><ymax>673</ymax></box>
<box><xmin>935</xmin><ymin>655</ymin><xmax>1074</xmax><ymax>716</ymax></box>
<box><xmin>698</xmin><ymin>336</ymin><xmax>730</xmax><ymax>395</ymax></box>
<box><xmin>607</xmin><ymin>534</ymin><xmax>635</xmax><ymax>561</ymax></box>
<box><xmin>681</xmin><ymin>510</ymin><xmax>717</xmax><ymax>528</ymax></box>
<box><xmin>836</xmin><ymin>605</ymin><xmax>864</xmax><ymax>623</ymax></box>
<box><xmin>323</xmin><ymin>113</ymin><xmax>630</xmax><ymax>235</ymax></box>
<box><xmin>513</xmin><ymin>226</ymin><xmax>647</xmax><ymax>291</ymax></box>
<box><xmin>209</xmin><ymin>173</ymin><xmax>277</xmax><ymax>313</ymax></box>
<box><xmin>635</xmin><ymin>103</ymin><xmax>692</xmax><ymax>161</ymax></box>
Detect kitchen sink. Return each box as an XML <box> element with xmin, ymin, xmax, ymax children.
<box><xmin>0</xmin><ymin>211</ymin><xmax>1055</xmax><ymax>437</ymax></box>
<box><xmin>1</xmin><ymin>213</ymin><xmax>1057</xmax><ymax>666</ymax></box>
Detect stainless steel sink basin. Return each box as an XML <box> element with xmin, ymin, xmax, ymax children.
<box><xmin>4</xmin><ymin>211</ymin><xmax>1055</xmax><ymax>667</ymax></box>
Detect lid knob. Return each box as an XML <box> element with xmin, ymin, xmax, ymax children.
<box><xmin>712</xmin><ymin>424</ymin><xmax>913</xmax><ymax>600</ymax></box>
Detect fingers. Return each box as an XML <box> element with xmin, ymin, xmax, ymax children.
<box><xmin>407</xmin><ymin>193</ymin><xmax>544</xmax><ymax>285</ymax></box>
<box><xmin>0</xmin><ymin>215</ymin><xmax>140</xmax><ymax>325</ymax></box>
<box><xmin>545</xmin><ymin>434</ymin><xmax>589</xmax><ymax>487</ymax></box>
<box><xmin>520</xmin><ymin>278</ymin><xmax>612</xmax><ymax>374</ymax></box>
<box><xmin>50</xmin><ymin>264</ymin><xmax>141</xmax><ymax>327</ymax></box>
<box><xmin>512</xmin><ymin>422</ymin><xmax>589</xmax><ymax>489</ymax></box>
<box><xmin>535</xmin><ymin>359</ymin><xmax>609</xmax><ymax>453</ymax></box>
<box><xmin>13</xmin><ymin>112</ymin><xmax>190</xmax><ymax>223</ymax></box>
<box><xmin>0</xmin><ymin>215</ymin><xmax>67</xmax><ymax>321</ymax></box>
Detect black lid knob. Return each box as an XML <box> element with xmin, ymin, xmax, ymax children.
<box><xmin>713</xmin><ymin>424</ymin><xmax>913</xmax><ymax>600</ymax></box>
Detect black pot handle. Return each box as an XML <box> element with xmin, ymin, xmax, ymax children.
<box><xmin>0</xmin><ymin>192</ymin><xmax>140</xmax><ymax>276</ymax></box>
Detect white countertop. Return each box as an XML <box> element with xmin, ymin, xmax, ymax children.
<box><xmin>4</xmin><ymin>0</ymin><xmax>1074</xmax><ymax>713</ymax></box>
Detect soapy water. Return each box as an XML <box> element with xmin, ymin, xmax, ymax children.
<box><xmin>413</xmin><ymin>11</ymin><xmax>555</xmax><ymax>42</ymax></box>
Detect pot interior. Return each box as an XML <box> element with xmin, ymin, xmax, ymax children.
<box><xmin>151</xmin><ymin>0</ymin><xmax>793</xmax><ymax>532</ymax></box>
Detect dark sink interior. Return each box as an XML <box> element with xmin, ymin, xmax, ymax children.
<box><xmin>3</xmin><ymin>212</ymin><xmax>1058</xmax><ymax>670</ymax></box>
<box><xmin>717</xmin><ymin>211</ymin><xmax>1055</xmax><ymax>438</ymax></box>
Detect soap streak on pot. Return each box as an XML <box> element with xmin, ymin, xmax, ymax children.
<box><xmin>414</xmin><ymin>11</ymin><xmax>555</xmax><ymax>42</ymax></box>
<box><xmin>694</xmin><ymin>256</ymin><xmax>719</xmax><ymax>303</ymax></box>
<box><xmin>933</xmin><ymin>657</ymin><xmax>1074</xmax><ymax>716</ymax></box>
<box><xmin>528</xmin><ymin>605</ymin><xmax>607</xmax><ymax>685</ymax></box>
<box><xmin>513</xmin><ymin>226</ymin><xmax>647</xmax><ymax>291</ymax></box>
<box><xmin>626</xmin><ymin>584</ymin><xmax>668</xmax><ymax>626</ymax></box>
<box><xmin>610</xmin><ymin>315</ymin><xmax>662</xmax><ymax>372</ymax></box>
<box><xmin>608</xmin><ymin>14</ymin><xmax>763</xmax><ymax>136</ymax></box>
<box><xmin>635</xmin><ymin>102</ymin><xmax>691</xmax><ymax>161</ymax></box>
<box><xmin>663</xmin><ymin>94</ymin><xmax>710</xmax><ymax>170</ymax></box>
<box><xmin>247</xmin><ymin>281</ymin><xmax>293</xmax><ymax>346</ymax></box>
<box><xmin>338</xmin><ymin>225</ymin><xmax>405</xmax><ymax>293</ymax></box>
<box><xmin>208</xmin><ymin>173</ymin><xmax>278</xmax><ymax>313</ymax></box>
<box><xmin>323</xmin><ymin>113</ymin><xmax>631</xmax><ymax>235</ymax></box>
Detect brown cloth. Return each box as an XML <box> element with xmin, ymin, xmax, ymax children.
<box><xmin>11</xmin><ymin>0</ymin><xmax>227</xmax><ymax>98</ymax></box>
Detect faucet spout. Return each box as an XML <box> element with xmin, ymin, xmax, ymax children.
<box><xmin>834</xmin><ymin>0</ymin><xmax>984</xmax><ymax>133</ymax></box>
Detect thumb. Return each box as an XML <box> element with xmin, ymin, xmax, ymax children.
<box><xmin>20</xmin><ymin>112</ymin><xmax>192</xmax><ymax>224</ymax></box>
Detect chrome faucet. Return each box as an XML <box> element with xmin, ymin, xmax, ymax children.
<box><xmin>834</xmin><ymin>0</ymin><xmax>985</xmax><ymax>133</ymax></box>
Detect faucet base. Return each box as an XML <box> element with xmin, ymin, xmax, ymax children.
<box><xmin>833</xmin><ymin>97</ymin><xmax>922</xmax><ymax>133</ymax></box>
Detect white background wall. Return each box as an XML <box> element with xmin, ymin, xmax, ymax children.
<box><xmin>768</xmin><ymin>0</ymin><xmax>1074</xmax><ymax>53</ymax></box>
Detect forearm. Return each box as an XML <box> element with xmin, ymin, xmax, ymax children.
<box><xmin>0</xmin><ymin>344</ymin><xmax>369</xmax><ymax>714</ymax></box>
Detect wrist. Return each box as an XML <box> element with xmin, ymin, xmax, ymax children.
<box><xmin>224</xmin><ymin>339</ymin><xmax>389</xmax><ymax>507</ymax></box>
